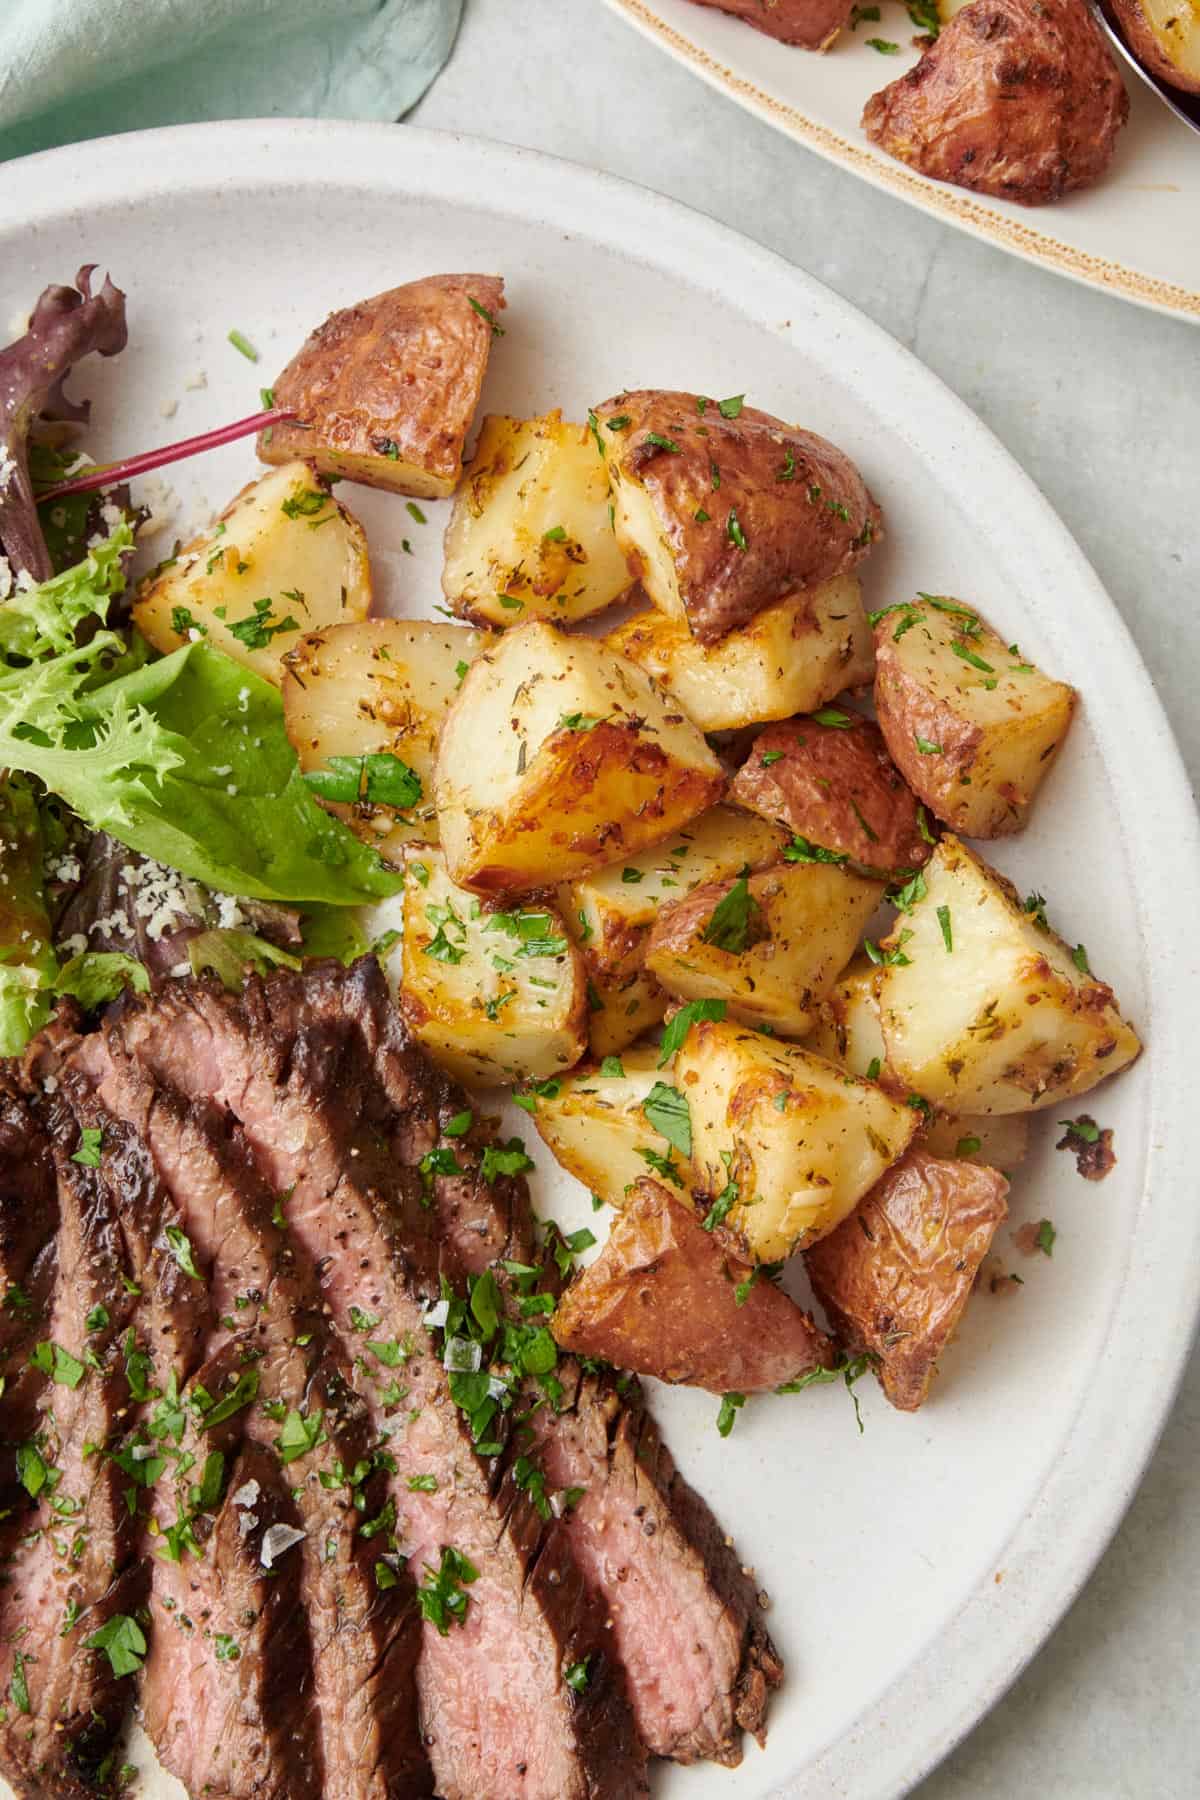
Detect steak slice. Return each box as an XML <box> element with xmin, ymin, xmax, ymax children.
<box><xmin>139</xmin><ymin>1404</ymin><xmax>322</xmax><ymax>1800</ymax></box>
<box><xmin>0</xmin><ymin>1098</ymin><xmax>146</xmax><ymax>1800</ymax></box>
<box><xmin>533</xmin><ymin>1369</ymin><xmax>783</xmax><ymax>1766</ymax></box>
<box><xmin>74</xmin><ymin>1029</ymin><xmax>433</xmax><ymax>1800</ymax></box>
<box><xmin>104</xmin><ymin>968</ymin><xmax>648</xmax><ymax>1800</ymax></box>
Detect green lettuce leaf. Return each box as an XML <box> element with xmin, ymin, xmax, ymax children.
<box><xmin>0</xmin><ymin>776</ymin><xmax>57</xmax><ymax>1055</ymax></box>
<box><xmin>53</xmin><ymin>951</ymin><xmax>149</xmax><ymax>1010</ymax></box>
<box><xmin>187</xmin><ymin>930</ymin><xmax>302</xmax><ymax>992</ymax></box>
<box><xmin>0</xmin><ymin>538</ymin><xmax>402</xmax><ymax>907</ymax></box>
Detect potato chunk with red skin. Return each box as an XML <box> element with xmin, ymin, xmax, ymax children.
<box><xmin>872</xmin><ymin>595</ymin><xmax>1075</xmax><ymax>838</ymax></box>
<box><xmin>552</xmin><ymin>1179</ymin><xmax>835</xmax><ymax>1393</ymax></box>
<box><xmin>598</xmin><ymin>390</ymin><xmax>881</xmax><ymax>644</ymax></box>
<box><xmin>862</xmin><ymin>0</ymin><xmax>1128</xmax><ymax>206</ymax></box>
<box><xmin>806</xmin><ymin>1148</ymin><xmax>1008</xmax><ymax>1411</ymax></box>
<box><xmin>730</xmin><ymin>714</ymin><xmax>931</xmax><ymax>876</ymax></box>
<box><xmin>687</xmin><ymin>0</ymin><xmax>855</xmax><ymax>49</ymax></box>
<box><xmin>259</xmin><ymin>274</ymin><xmax>504</xmax><ymax>498</ymax></box>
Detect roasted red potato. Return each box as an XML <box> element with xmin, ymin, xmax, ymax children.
<box><xmin>552</xmin><ymin>1179</ymin><xmax>835</xmax><ymax>1392</ymax></box>
<box><xmin>686</xmin><ymin>0</ymin><xmax>855</xmax><ymax>49</ymax></box>
<box><xmin>862</xmin><ymin>0</ymin><xmax>1129</xmax><ymax>206</ymax></box>
<box><xmin>805</xmin><ymin>1148</ymin><xmax>1008</xmax><ymax>1411</ymax></box>
<box><xmin>259</xmin><ymin>273</ymin><xmax>505</xmax><ymax>498</ymax></box>
<box><xmin>596</xmin><ymin>390</ymin><xmax>881</xmax><ymax>643</ymax></box>
<box><xmin>872</xmin><ymin>595</ymin><xmax>1075</xmax><ymax>837</ymax></box>
<box><xmin>1110</xmin><ymin>0</ymin><xmax>1200</xmax><ymax>94</ymax></box>
<box><xmin>729</xmin><ymin>714</ymin><xmax>931</xmax><ymax>876</ymax></box>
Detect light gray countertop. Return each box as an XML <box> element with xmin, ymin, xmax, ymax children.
<box><xmin>414</xmin><ymin>3</ymin><xmax>1200</xmax><ymax>1795</ymax></box>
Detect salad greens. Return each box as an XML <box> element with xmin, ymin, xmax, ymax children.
<box><xmin>0</xmin><ymin>524</ymin><xmax>402</xmax><ymax>1050</ymax></box>
<box><xmin>0</xmin><ymin>528</ymin><xmax>401</xmax><ymax>906</ymax></box>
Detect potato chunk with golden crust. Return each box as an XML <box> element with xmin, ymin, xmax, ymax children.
<box><xmin>597</xmin><ymin>390</ymin><xmax>881</xmax><ymax>643</ymax></box>
<box><xmin>679</xmin><ymin>1017</ymin><xmax>919</xmax><ymax>1263</ymax></box>
<box><xmin>282</xmin><ymin>617</ymin><xmax>486</xmax><ymax>854</ymax></box>
<box><xmin>645</xmin><ymin>862</ymin><xmax>883</xmax><ymax>1039</ymax></box>
<box><xmin>862</xmin><ymin>0</ymin><xmax>1128</xmax><ymax>206</ymax></box>
<box><xmin>687</xmin><ymin>0</ymin><xmax>854</xmax><ymax>48</ymax></box>
<box><xmin>443</xmin><ymin>411</ymin><xmax>632</xmax><ymax>626</ymax></box>
<box><xmin>604</xmin><ymin>575</ymin><xmax>873</xmax><ymax>732</ymax></box>
<box><xmin>552</xmin><ymin>1179</ymin><xmax>835</xmax><ymax>1392</ymax></box>
<box><xmin>806</xmin><ymin>1148</ymin><xmax>1008</xmax><ymax>1411</ymax></box>
<box><xmin>877</xmin><ymin>835</ymin><xmax>1141</xmax><ymax>1113</ymax></box>
<box><xmin>258</xmin><ymin>274</ymin><xmax>504</xmax><ymax>498</ymax></box>
<box><xmin>434</xmin><ymin>620</ymin><xmax>723</xmax><ymax>892</ymax></box>
<box><xmin>585</xmin><ymin>969</ymin><xmax>667</xmax><ymax>1061</ymax></box>
<box><xmin>531</xmin><ymin>1045</ymin><xmax>682</xmax><ymax>1208</ymax></box>
<box><xmin>561</xmin><ymin>806</ymin><xmax>789</xmax><ymax>988</ymax></box>
<box><xmin>730</xmin><ymin>713</ymin><xmax>931</xmax><ymax>876</ymax></box>
<box><xmin>872</xmin><ymin>595</ymin><xmax>1075</xmax><ymax>837</ymax></box>
<box><xmin>399</xmin><ymin>847</ymin><xmax>586</xmax><ymax>1086</ymax></box>
<box><xmin>134</xmin><ymin>462</ymin><xmax>370</xmax><ymax>686</ymax></box>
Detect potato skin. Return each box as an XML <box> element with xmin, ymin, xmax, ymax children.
<box><xmin>552</xmin><ymin>1179</ymin><xmax>835</xmax><ymax>1392</ymax></box>
<box><xmin>730</xmin><ymin>715</ymin><xmax>931</xmax><ymax>876</ymax></box>
<box><xmin>259</xmin><ymin>273</ymin><xmax>504</xmax><ymax>497</ymax></box>
<box><xmin>1110</xmin><ymin>0</ymin><xmax>1200</xmax><ymax>94</ymax></box>
<box><xmin>598</xmin><ymin>390</ymin><xmax>881</xmax><ymax>643</ymax></box>
<box><xmin>806</xmin><ymin>1148</ymin><xmax>1008</xmax><ymax>1410</ymax></box>
<box><xmin>862</xmin><ymin>0</ymin><xmax>1129</xmax><ymax>205</ymax></box>
<box><xmin>686</xmin><ymin>0</ymin><xmax>855</xmax><ymax>49</ymax></box>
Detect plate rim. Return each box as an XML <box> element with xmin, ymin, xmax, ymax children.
<box><xmin>602</xmin><ymin>0</ymin><xmax>1200</xmax><ymax>327</ymax></box>
<box><xmin>0</xmin><ymin>117</ymin><xmax>1197</xmax><ymax>1798</ymax></box>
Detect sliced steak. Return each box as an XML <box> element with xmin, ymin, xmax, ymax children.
<box><xmin>0</xmin><ymin>1099</ymin><xmax>145</xmax><ymax>1799</ymax></box>
<box><xmin>534</xmin><ymin>1369</ymin><xmax>783</xmax><ymax>1766</ymax></box>
<box><xmin>105</xmin><ymin>967</ymin><xmax>647</xmax><ymax>1800</ymax></box>
<box><xmin>140</xmin><ymin>1410</ymin><xmax>321</xmax><ymax>1800</ymax></box>
<box><xmin>74</xmin><ymin>1029</ymin><xmax>433</xmax><ymax>1800</ymax></box>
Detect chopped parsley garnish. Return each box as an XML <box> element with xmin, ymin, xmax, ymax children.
<box><xmin>637</xmin><ymin>1145</ymin><xmax>685</xmax><ymax>1187</ymax></box>
<box><xmin>866</xmin><ymin>1057</ymin><xmax>882</xmax><ymax>1081</ymax></box>
<box><xmin>564</xmin><ymin>1653</ymin><xmax>593</xmax><ymax>1693</ymax></box>
<box><xmin>777</xmin><ymin>1353</ymin><xmax>872</xmax><ymax>1432</ymax></box>
<box><xmin>936</xmin><ymin>905</ymin><xmax>953</xmax><ymax>953</ymax></box>
<box><xmin>276</xmin><ymin>1407</ymin><xmax>327</xmax><ymax>1465</ymax></box>
<box><xmin>407</xmin><ymin>1473</ymin><xmax>439</xmax><ymax>1493</ymax></box>
<box><xmin>702</xmin><ymin>1177</ymin><xmax>739</xmax><ymax>1233</ymax></box>
<box><xmin>215</xmin><ymin>1634</ymin><xmax>241</xmax><ymax>1662</ymax></box>
<box><xmin>914</xmin><ymin>735</ymin><xmax>942</xmax><ymax>755</ymax></box>
<box><xmin>700</xmin><ymin>869</ymin><xmax>762</xmax><ymax>955</ymax></box>
<box><xmin>85</xmin><ymin>1612</ymin><xmax>147</xmax><ymax>1677</ymax></box>
<box><xmin>641</xmin><ymin>1082</ymin><xmax>692</xmax><ymax>1158</ymax></box>
<box><xmin>16</xmin><ymin>1442</ymin><xmax>54</xmax><ymax>1499</ymax></box>
<box><xmin>1023</xmin><ymin>892</ymin><xmax>1050</xmax><ymax>931</ymax></box>
<box><xmin>480</xmin><ymin>1139</ymin><xmax>536</xmax><ymax>1183</ymax></box>
<box><xmin>951</xmin><ymin>640</ymin><xmax>995</xmax><ymax>675</ymax></box>
<box><xmin>864</xmin><ymin>931</ymin><xmax>913</xmax><ymax>968</ymax></box>
<box><xmin>587</xmin><ymin>410</ymin><xmax>605</xmax><ymax>457</ymax></box>
<box><xmin>810</xmin><ymin>706</ymin><xmax>854</xmax><ymax>728</ymax></box>
<box><xmin>72</xmin><ymin>1127</ymin><xmax>103</xmax><ymax>1168</ymax></box>
<box><xmin>605</xmin><ymin>414</ymin><xmax>632</xmax><ymax>432</ymax></box>
<box><xmin>717</xmin><ymin>394</ymin><xmax>745</xmax><ymax>419</ymax></box>
<box><xmin>694</xmin><ymin>507</ymin><xmax>710</xmax><ymax>522</ymax></box>
<box><xmin>557</xmin><ymin>712</ymin><xmax>603</xmax><ymax>731</ymax></box>
<box><xmin>445</xmin><ymin>1109</ymin><xmax>473</xmax><ymax>1137</ymax></box>
<box><xmin>164</xmin><ymin>1226</ymin><xmax>202</xmax><ymax>1281</ymax></box>
<box><xmin>227</xmin><ymin>328</ymin><xmax>258</xmax><ymax>361</ymax></box>
<box><xmin>304</xmin><ymin>752</ymin><xmax>422</xmax><ymax>810</ymax></box>
<box><xmin>513</xmin><ymin>1077</ymin><xmax>562</xmax><ymax>1114</ymax></box>
<box><xmin>645</xmin><ymin>432</ymin><xmax>681</xmax><ymax>453</ymax></box>
<box><xmin>198</xmin><ymin>1369</ymin><xmax>259</xmax><ymax>1429</ymax></box>
<box><xmin>9</xmin><ymin>1651</ymin><xmax>30</xmax><ymax>1715</ymax></box>
<box><xmin>760</xmin><ymin>749</ymin><xmax>785</xmax><ymax>765</ymax></box>
<box><xmin>30</xmin><ymin>1340</ymin><xmax>86</xmax><ymax>1389</ymax></box>
<box><xmin>228</xmin><ymin>597</ymin><xmax>301</xmax><ymax>650</ymax></box>
<box><xmin>956</xmin><ymin>1134</ymin><xmax>982</xmax><ymax>1157</ymax></box>
<box><xmin>86</xmin><ymin>1303</ymin><xmax>110</xmax><ymax>1332</ymax></box>
<box><xmin>514</xmin><ymin>1453</ymin><xmax>551</xmax><ymax>1521</ymax></box>
<box><xmin>716</xmin><ymin>1392</ymin><xmax>745</xmax><ymax>1437</ymax></box>
<box><xmin>865</xmin><ymin>36</ymin><xmax>901</xmax><ymax>50</ymax></box>
<box><xmin>599</xmin><ymin>1055</ymin><xmax>625</xmax><ymax>1078</ymax></box>
<box><xmin>1036</xmin><ymin>1219</ymin><xmax>1056</xmax><ymax>1257</ymax></box>
<box><xmin>468</xmin><ymin>295</ymin><xmax>505</xmax><ymax>336</ymax></box>
<box><xmin>888</xmin><ymin>869</ymin><xmax>927</xmax><ymax>913</ymax></box>
<box><xmin>417</xmin><ymin>1546</ymin><xmax>479</xmax><ymax>1634</ymax></box>
<box><xmin>658</xmin><ymin>998</ymin><xmax>726</xmax><ymax>1066</ymax></box>
<box><xmin>281</xmin><ymin>487</ymin><xmax>329</xmax><ymax>520</ymax></box>
<box><xmin>620</xmin><ymin>867</ymin><xmax>643</xmax><ymax>884</ymax></box>
<box><xmin>1072</xmin><ymin>943</ymin><xmax>1091</xmax><ymax>976</ymax></box>
<box><xmin>1059</xmin><ymin>1116</ymin><xmax>1100</xmax><ymax>1144</ymax></box>
<box><xmin>170</xmin><ymin>606</ymin><xmax>207</xmax><ymax>638</ymax></box>
<box><xmin>782</xmin><ymin>835</ymin><xmax>847</xmax><ymax>865</ymax></box>
<box><xmin>406</xmin><ymin>502</ymin><xmax>427</xmax><ymax>525</ymax></box>
<box><xmin>726</xmin><ymin>508</ymin><xmax>748</xmax><ymax>551</ymax></box>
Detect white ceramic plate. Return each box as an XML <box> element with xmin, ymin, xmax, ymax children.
<box><xmin>603</xmin><ymin>0</ymin><xmax>1200</xmax><ymax>324</ymax></box>
<box><xmin>0</xmin><ymin>121</ymin><xmax>1197</xmax><ymax>1800</ymax></box>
